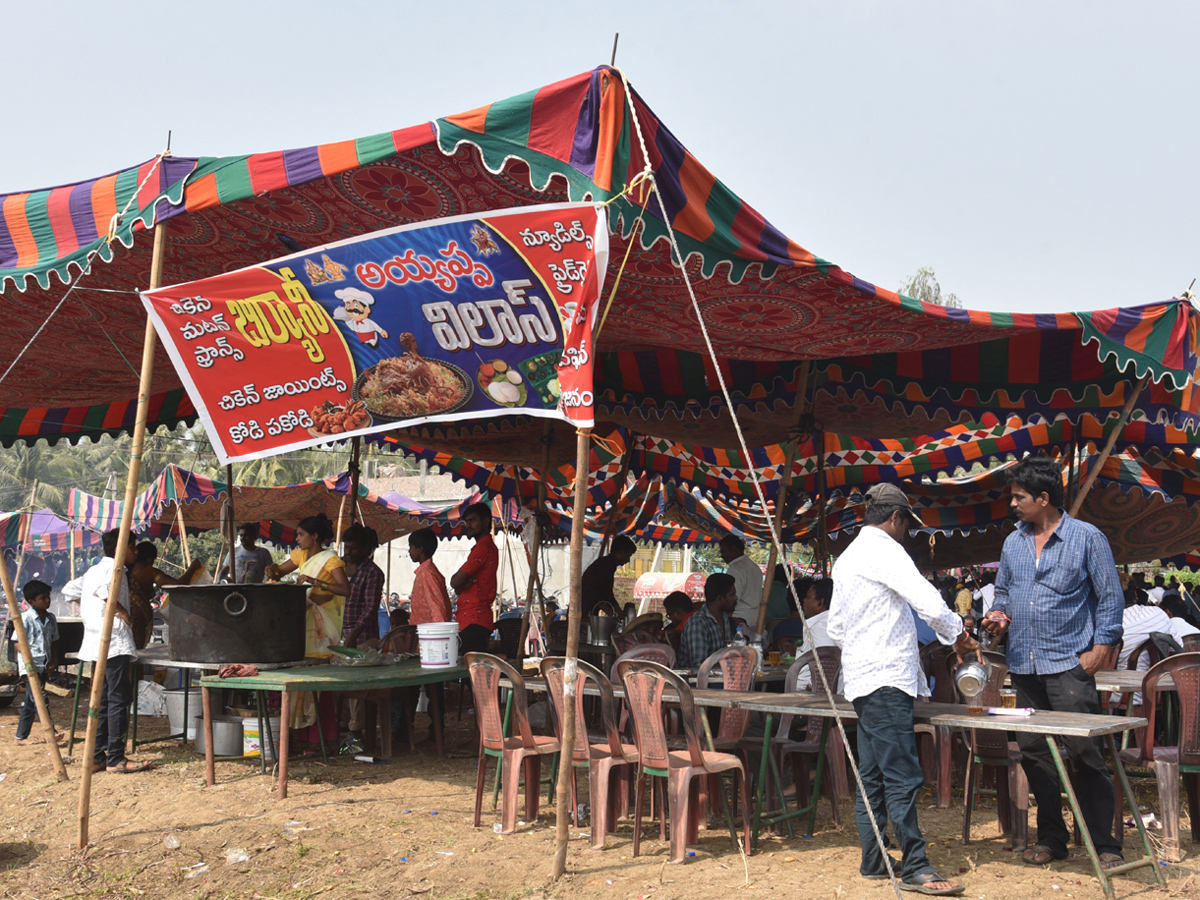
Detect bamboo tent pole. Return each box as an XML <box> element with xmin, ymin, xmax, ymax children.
<box><xmin>518</xmin><ymin>422</ymin><xmax>553</xmax><ymax>663</ymax></box>
<box><xmin>755</xmin><ymin>362</ymin><xmax>811</xmax><ymax>635</ymax></box>
<box><xmin>347</xmin><ymin>437</ymin><xmax>362</xmax><ymax>525</ymax></box>
<box><xmin>174</xmin><ymin>502</ymin><xmax>191</xmax><ymax>567</ymax></box>
<box><xmin>1066</xmin><ymin>426</ymin><xmax>1081</xmax><ymax>511</ymax></box>
<box><xmin>551</xmin><ymin>426</ymin><xmax>591</xmax><ymax>879</ymax></box>
<box><xmin>1069</xmin><ymin>374</ymin><xmax>1150</xmax><ymax>519</ymax></box>
<box><xmin>816</xmin><ymin>429</ymin><xmax>829</xmax><ymax>576</ymax></box>
<box><xmin>77</xmin><ymin>222</ymin><xmax>167</xmax><ymax>848</ymax></box>
<box><xmin>224</xmin><ymin>464</ymin><xmax>237</xmax><ymax>583</ymax></box>
<box><xmin>0</xmin><ymin>543</ymin><xmax>68</xmax><ymax>781</ymax></box>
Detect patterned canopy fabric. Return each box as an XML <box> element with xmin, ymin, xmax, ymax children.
<box><xmin>65</xmin><ymin>464</ymin><xmax>441</xmax><ymax>546</ymax></box>
<box><xmin>2</xmin><ymin>67</ymin><xmax>1197</xmax><ymax>461</ymax></box>
<box><xmin>0</xmin><ymin>507</ymin><xmax>101</xmax><ymax>551</ymax></box>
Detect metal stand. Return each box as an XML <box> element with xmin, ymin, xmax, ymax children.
<box><xmin>751</xmin><ymin>714</ymin><xmax>829</xmax><ymax>848</ymax></box>
<box><xmin>1045</xmin><ymin>734</ymin><xmax>1164</xmax><ymax>900</ymax></box>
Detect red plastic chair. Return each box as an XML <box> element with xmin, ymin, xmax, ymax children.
<box><xmin>1115</xmin><ymin>652</ymin><xmax>1200</xmax><ymax>861</ymax></box>
<box><xmin>960</xmin><ymin>652</ymin><xmax>1028</xmax><ymax>850</ymax></box>
<box><xmin>695</xmin><ymin>645</ymin><xmax>759</xmax><ymax>747</ymax></box>
<box><xmin>466</xmin><ymin>652</ymin><xmax>560</xmax><ymax>834</ymax></box>
<box><xmin>611</xmin><ymin>644</ymin><xmax>677</xmax><ymax>736</ymax></box>
<box><xmin>770</xmin><ymin>647</ymin><xmax>844</xmax><ymax>827</ymax></box>
<box><xmin>541</xmin><ymin>657</ymin><xmax>639</xmax><ymax>849</ymax></box>
<box><xmin>618</xmin><ymin>658</ymin><xmax>750</xmax><ymax>863</ymax></box>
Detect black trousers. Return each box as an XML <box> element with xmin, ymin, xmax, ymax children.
<box><xmin>459</xmin><ymin>624</ymin><xmax>492</xmax><ymax>656</ymax></box>
<box><xmin>1011</xmin><ymin>665</ymin><xmax>1121</xmax><ymax>857</ymax></box>
<box><xmin>16</xmin><ymin>672</ymin><xmax>55</xmax><ymax>740</ymax></box>
<box><xmin>94</xmin><ymin>655</ymin><xmax>133</xmax><ymax>768</ymax></box>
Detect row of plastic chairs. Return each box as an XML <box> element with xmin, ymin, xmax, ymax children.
<box><xmin>466</xmin><ymin>649</ymin><xmax>758</xmax><ymax>862</ymax></box>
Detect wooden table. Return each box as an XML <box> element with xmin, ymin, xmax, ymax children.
<box><xmin>199</xmin><ymin>659</ymin><xmax>467</xmax><ymax>798</ymax></box>
<box><xmin>1094</xmin><ymin>668</ymin><xmax>1175</xmax><ymax>694</ymax></box>
<box><xmin>517</xmin><ymin>675</ymin><xmax>1159</xmax><ymax>900</ymax></box>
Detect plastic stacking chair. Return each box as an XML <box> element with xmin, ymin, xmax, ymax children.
<box><xmin>618</xmin><ymin>659</ymin><xmax>750</xmax><ymax>864</ymax></box>
<box><xmin>695</xmin><ymin>646</ymin><xmax>759</xmax><ymax>746</ymax></box>
<box><xmin>466</xmin><ymin>652</ymin><xmax>560</xmax><ymax>834</ymax></box>
<box><xmin>770</xmin><ymin>647</ymin><xmax>844</xmax><ymax>828</ymax></box>
<box><xmin>610</xmin><ymin>644</ymin><xmax>676</xmax><ymax>736</ymax></box>
<box><xmin>1115</xmin><ymin>652</ymin><xmax>1200</xmax><ymax>862</ymax></box>
<box><xmin>1183</xmin><ymin>635</ymin><xmax>1200</xmax><ymax>652</ymax></box>
<box><xmin>960</xmin><ymin>652</ymin><xmax>1028</xmax><ymax>850</ymax></box>
<box><xmin>541</xmin><ymin>657</ymin><xmax>639</xmax><ymax>850</ymax></box>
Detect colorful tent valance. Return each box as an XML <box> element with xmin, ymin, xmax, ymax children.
<box><xmin>2</xmin><ymin>67</ymin><xmax>1197</xmax><ymax>459</ymax></box>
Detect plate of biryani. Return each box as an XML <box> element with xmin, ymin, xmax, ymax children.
<box><xmin>352</xmin><ymin>332</ymin><xmax>473</xmax><ymax>422</ymax></box>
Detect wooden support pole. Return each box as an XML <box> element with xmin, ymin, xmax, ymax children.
<box><xmin>0</xmin><ymin>547</ymin><xmax>68</xmax><ymax>781</ymax></box>
<box><xmin>816</xmin><ymin>430</ymin><xmax>829</xmax><ymax>576</ymax></box>
<box><xmin>225</xmin><ymin>464</ymin><xmax>237</xmax><ymax>584</ymax></box>
<box><xmin>77</xmin><ymin>221</ymin><xmax>167</xmax><ymax>848</ymax></box>
<box><xmin>755</xmin><ymin>361</ymin><xmax>811</xmax><ymax>635</ymax></box>
<box><xmin>334</xmin><ymin>494</ymin><xmax>348</xmax><ymax>547</ymax></box>
<box><xmin>1069</xmin><ymin>374</ymin><xmax>1150</xmax><ymax>519</ymax></box>
<box><xmin>518</xmin><ymin>422</ymin><xmax>553</xmax><ymax>663</ymax></box>
<box><xmin>551</xmin><ymin>426</ymin><xmax>590</xmax><ymax>880</ymax></box>
<box><xmin>599</xmin><ymin>434</ymin><xmax>634</xmax><ymax>556</ymax></box>
<box><xmin>1066</xmin><ymin>426</ymin><xmax>1081</xmax><ymax>511</ymax></box>
<box><xmin>69</xmin><ymin>538</ymin><xmax>76</xmax><ymax>582</ymax></box>
<box><xmin>174</xmin><ymin>502</ymin><xmax>191</xmax><ymax>567</ymax></box>
<box><xmin>347</xmin><ymin>436</ymin><xmax>362</xmax><ymax>525</ymax></box>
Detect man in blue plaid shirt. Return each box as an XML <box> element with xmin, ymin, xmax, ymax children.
<box><xmin>678</xmin><ymin>573</ymin><xmax>737</xmax><ymax>668</ymax></box>
<box><xmin>983</xmin><ymin>456</ymin><xmax>1124</xmax><ymax>870</ymax></box>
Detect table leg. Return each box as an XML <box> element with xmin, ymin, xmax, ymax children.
<box><xmin>129</xmin><ymin>660</ymin><xmax>139</xmax><ymax>749</ymax></box>
<box><xmin>752</xmin><ymin>713</ymin><xmax>775</xmax><ymax>850</ymax></box>
<box><xmin>1107</xmin><ymin>734</ymin><xmax>1167</xmax><ymax>886</ymax></box>
<box><xmin>430</xmin><ymin>680</ymin><xmax>445</xmax><ymax>757</ymax></box>
<box><xmin>314</xmin><ymin>694</ymin><xmax>328</xmax><ymax>764</ymax></box>
<box><xmin>202</xmin><ymin>686</ymin><xmax>215</xmax><ymax>788</ymax></box>
<box><xmin>255</xmin><ymin>691</ymin><xmax>267</xmax><ymax>776</ymax></box>
<box><xmin>1046</xmin><ymin>736</ymin><xmax>1114</xmax><ymax>900</ymax></box>
<box><xmin>261</xmin><ymin>691</ymin><xmax>278</xmax><ymax>769</ymax></box>
<box><xmin>278</xmin><ymin>691</ymin><xmax>291</xmax><ymax>800</ymax></box>
<box><xmin>181</xmin><ymin>673</ymin><xmax>189</xmax><ymax>744</ymax></box>
<box><xmin>492</xmin><ymin>691</ymin><xmax>513</xmax><ymax>811</ymax></box>
<box><xmin>69</xmin><ymin>660</ymin><xmax>84</xmax><ymax>755</ymax></box>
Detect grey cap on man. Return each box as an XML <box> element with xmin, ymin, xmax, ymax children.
<box><xmin>864</xmin><ymin>483</ymin><xmax>922</xmax><ymax>522</ymax></box>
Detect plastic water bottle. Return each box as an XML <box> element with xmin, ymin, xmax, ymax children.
<box><xmin>732</xmin><ymin>626</ymin><xmax>748</xmax><ymax>647</ymax></box>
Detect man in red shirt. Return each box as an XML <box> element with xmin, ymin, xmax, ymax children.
<box><xmin>450</xmin><ymin>502</ymin><xmax>498</xmax><ymax>656</ymax></box>
<box><xmin>407</xmin><ymin>528</ymin><xmax>452</xmax><ymax>624</ymax></box>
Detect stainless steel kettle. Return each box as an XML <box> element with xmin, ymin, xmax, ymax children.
<box><xmin>953</xmin><ymin>632</ymin><xmax>998</xmax><ymax>700</ymax></box>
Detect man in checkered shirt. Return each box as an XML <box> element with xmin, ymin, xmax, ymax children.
<box><xmin>983</xmin><ymin>456</ymin><xmax>1124</xmax><ymax>870</ymax></box>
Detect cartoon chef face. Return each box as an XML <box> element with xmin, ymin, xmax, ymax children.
<box><xmin>335</xmin><ymin>287</ymin><xmax>374</xmax><ymax>321</ymax></box>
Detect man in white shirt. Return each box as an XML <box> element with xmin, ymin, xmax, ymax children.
<box><xmin>793</xmin><ymin>578</ymin><xmax>839</xmax><ymax>691</ymax></box>
<box><xmin>76</xmin><ymin>529</ymin><xmax>146</xmax><ymax>774</ymax></box>
<box><xmin>1118</xmin><ymin>601</ymin><xmax>1172</xmax><ymax>670</ymax></box>
<box><xmin>1161</xmin><ymin>595</ymin><xmax>1200</xmax><ymax>643</ymax></box>
<box><xmin>1147</xmin><ymin>576</ymin><xmax>1166</xmax><ymax>605</ymax></box>
<box><xmin>721</xmin><ymin>536</ymin><xmax>764</xmax><ymax>630</ymax></box>
<box><xmin>827</xmin><ymin>483</ymin><xmax>976</xmax><ymax>895</ymax></box>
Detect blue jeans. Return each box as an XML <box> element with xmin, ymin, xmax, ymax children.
<box><xmin>852</xmin><ymin>687</ymin><xmax>933</xmax><ymax>880</ymax></box>
<box><xmin>16</xmin><ymin>672</ymin><xmax>55</xmax><ymax>740</ymax></box>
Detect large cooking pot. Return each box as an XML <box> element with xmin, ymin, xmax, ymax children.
<box><xmin>167</xmin><ymin>583</ymin><xmax>308</xmax><ymax>664</ymax></box>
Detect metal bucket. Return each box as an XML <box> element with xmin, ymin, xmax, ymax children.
<box><xmin>193</xmin><ymin>715</ymin><xmax>245</xmax><ymax>757</ymax></box>
<box><xmin>585</xmin><ymin>615</ymin><xmax>617</xmax><ymax>646</ymax></box>
<box><xmin>166</xmin><ymin>583</ymin><xmax>308</xmax><ymax>663</ymax></box>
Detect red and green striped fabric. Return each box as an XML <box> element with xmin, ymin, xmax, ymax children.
<box><xmin>2</xmin><ymin>67</ymin><xmax>1197</xmax><ymax>455</ymax></box>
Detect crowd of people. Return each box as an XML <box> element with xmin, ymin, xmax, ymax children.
<box><xmin>10</xmin><ymin>451</ymin><xmax>1200</xmax><ymax>893</ymax></box>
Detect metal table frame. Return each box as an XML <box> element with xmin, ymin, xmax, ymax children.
<box><xmin>199</xmin><ymin>660</ymin><xmax>469</xmax><ymax>798</ymax></box>
<box><xmin>517</xmin><ymin>675</ymin><xmax>1161</xmax><ymax>900</ymax></box>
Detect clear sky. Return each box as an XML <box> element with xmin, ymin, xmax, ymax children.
<box><xmin>2</xmin><ymin>1</ymin><xmax>1195</xmax><ymax>314</ymax></box>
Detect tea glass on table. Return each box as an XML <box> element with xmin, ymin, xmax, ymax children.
<box><xmin>999</xmin><ymin>689</ymin><xmax>1017</xmax><ymax>709</ymax></box>
<box><xmin>767</xmin><ymin>650</ymin><xmax>781</xmax><ymax>667</ymax></box>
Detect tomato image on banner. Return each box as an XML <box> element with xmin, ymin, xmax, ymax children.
<box><xmin>141</xmin><ymin>202</ymin><xmax>608</xmax><ymax>464</ymax></box>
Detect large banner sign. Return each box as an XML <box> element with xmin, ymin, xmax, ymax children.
<box><xmin>143</xmin><ymin>203</ymin><xmax>608</xmax><ymax>464</ymax></box>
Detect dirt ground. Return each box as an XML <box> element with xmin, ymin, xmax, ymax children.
<box><xmin>0</xmin><ymin>689</ymin><xmax>1196</xmax><ymax>900</ymax></box>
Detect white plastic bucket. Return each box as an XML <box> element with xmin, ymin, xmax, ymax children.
<box><xmin>416</xmin><ymin>622</ymin><xmax>461</xmax><ymax>669</ymax></box>
<box><xmin>165</xmin><ymin>688</ymin><xmax>201</xmax><ymax>740</ymax></box>
<box><xmin>243</xmin><ymin>716</ymin><xmax>282</xmax><ymax>761</ymax></box>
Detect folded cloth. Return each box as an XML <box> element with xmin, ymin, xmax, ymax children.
<box><xmin>217</xmin><ymin>664</ymin><xmax>260</xmax><ymax>679</ymax></box>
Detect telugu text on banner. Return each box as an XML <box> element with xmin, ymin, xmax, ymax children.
<box><xmin>141</xmin><ymin>203</ymin><xmax>608</xmax><ymax>464</ymax></box>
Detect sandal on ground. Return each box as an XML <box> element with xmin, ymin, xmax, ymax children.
<box><xmin>106</xmin><ymin>761</ymin><xmax>152</xmax><ymax>774</ymax></box>
<box><xmin>1022</xmin><ymin>844</ymin><xmax>1067</xmax><ymax>865</ymax></box>
<box><xmin>862</xmin><ymin>855</ymin><xmax>902</xmax><ymax>880</ymax></box>
<box><xmin>898</xmin><ymin>871</ymin><xmax>965</xmax><ymax>895</ymax></box>
<box><xmin>1099</xmin><ymin>853</ymin><xmax>1124</xmax><ymax>871</ymax></box>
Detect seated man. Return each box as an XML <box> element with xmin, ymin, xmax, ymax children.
<box><xmin>793</xmin><ymin>578</ymin><xmax>838</xmax><ymax>690</ymax></box>
<box><xmin>678</xmin><ymin>573</ymin><xmax>737</xmax><ymax>669</ymax></box>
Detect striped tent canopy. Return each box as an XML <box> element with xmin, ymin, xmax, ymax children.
<box><xmin>0</xmin><ymin>507</ymin><xmax>101</xmax><ymax>552</ymax></box>
<box><xmin>2</xmin><ymin>67</ymin><xmax>1197</xmax><ymax>462</ymax></box>
<box><xmin>65</xmin><ymin>464</ymin><xmax>438</xmax><ymax>547</ymax></box>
